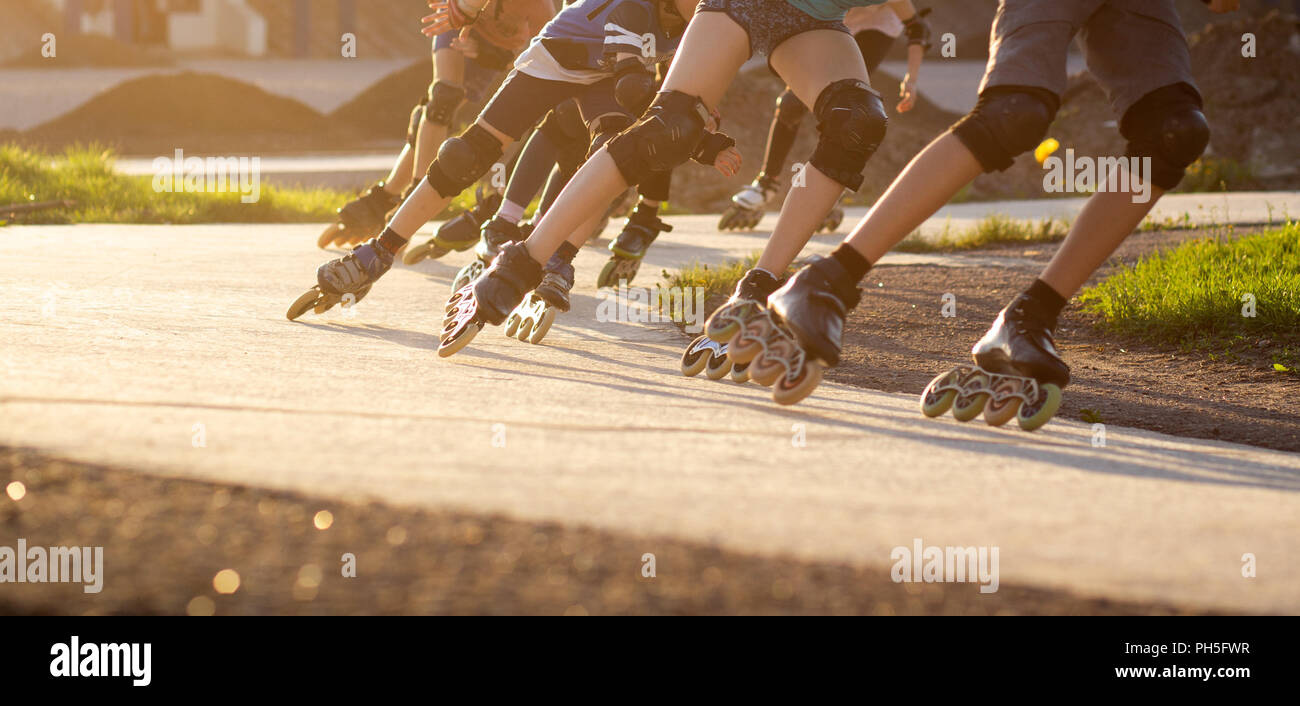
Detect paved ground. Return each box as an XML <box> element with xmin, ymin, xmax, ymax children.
<box><xmin>2</xmin><ymin>210</ymin><xmax>1297</xmax><ymax>614</ymax></box>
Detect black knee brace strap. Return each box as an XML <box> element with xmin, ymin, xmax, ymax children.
<box><xmin>425</xmin><ymin>81</ymin><xmax>466</xmax><ymax>127</ymax></box>
<box><xmin>810</xmin><ymin>79</ymin><xmax>888</xmax><ymax>192</ymax></box>
<box><xmin>426</xmin><ymin>124</ymin><xmax>503</xmax><ymax>198</ymax></box>
<box><xmin>1120</xmin><ymin>82</ymin><xmax>1209</xmax><ymax>191</ymax></box>
<box><xmin>606</xmin><ymin>90</ymin><xmax>711</xmax><ymax>185</ymax></box>
<box><xmin>588</xmin><ymin>113</ymin><xmax>635</xmax><ymax>158</ymax></box>
<box><xmin>950</xmin><ymin>86</ymin><xmax>1058</xmax><ymax>172</ymax></box>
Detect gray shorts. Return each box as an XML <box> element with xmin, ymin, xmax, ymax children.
<box><xmin>696</xmin><ymin>0</ymin><xmax>850</xmax><ymax>58</ymax></box>
<box><xmin>981</xmin><ymin>0</ymin><xmax>1198</xmax><ymax>117</ymax></box>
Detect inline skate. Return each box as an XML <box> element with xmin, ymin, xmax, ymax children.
<box><xmin>503</xmin><ymin>253</ymin><xmax>571</xmax><ymax>345</ymax></box>
<box><xmin>317</xmin><ymin>183</ymin><xmax>402</xmax><ymax>249</ymax></box>
<box><xmin>438</xmin><ymin>242</ymin><xmax>544</xmax><ymax>357</ymax></box>
<box><xmin>717</xmin><ymin>175</ymin><xmax>779</xmax><ymax>231</ymax></box>
<box><xmin>697</xmin><ymin>268</ymin><xmax>821</xmax><ymax>405</ymax></box>
<box><xmin>920</xmin><ymin>294</ymin><xmax>1069</xmax><ymax>431</ymax></box>
<box><xmin>451</xmin><ymin>216</ymin><xmax>522</xmax><ymax>293</ymax></box>
<box><xmin>403</xmin><ymin>187</ymin><xmax>503</xmax><ymax>266</ymax></box>
<box><xmin>597</xmin><ymin>206</ymin><xmax>673</xmax><ymax>289</ymax></box>
<box><xmin>287</xmin><ymin>239</ymin><xmax>394</xmax><ymax>320</ymax></box>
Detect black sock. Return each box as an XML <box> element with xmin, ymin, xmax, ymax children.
<box><xmin>634</xmin><ymin>201</ymin><xmax>660</xmax><ymax>217</ymax></box>
<box><xmin>377</xmin><ymin>227</ymin><xmax>408</xmax><ymax>255</ymax></box>
<box><xmin>830</xmin><ymin>243</ymin><xmax>872</xmax><ymax>282</ymax></box>
<box><xmin>1022</xmin><ymin>279</ymin><xmax>1068</xmax><ymax>322</ymax></box>
<box><xmin>556</xmin><ymin>241</ymin><xmax>579</xmax><ymax>264</ymax></box>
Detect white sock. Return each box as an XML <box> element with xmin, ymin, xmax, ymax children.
<box><xmin>497</xmin><ymin>200</ymin><xmax>526</xmax><ymax>224</ymax></box>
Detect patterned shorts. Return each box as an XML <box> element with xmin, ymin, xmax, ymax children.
<box><xmin>695</xmin><ymin>0</ymin><xmax>850</xmax><ymax>58</ymax></box>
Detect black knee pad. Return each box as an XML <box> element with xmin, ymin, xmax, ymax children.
<box><xmin>587</xmin><ymin>113</ymin><xmax>634</xmax><ymax>159</ymax></box>
<box><xmin>774</xmin><ymin>89</ymin><xmax>808</xmax><ymax>129</ymax></box>
<box><xmin>1120</xmin><ymin>83</ymin><xmax>1210</xmax><ymax>191</ymax></box>
<box><xmin>407</xmin><ymin>97</ymin><xmax>428</xmax><ymax>148</ymax></box>
<box><xmin>607</xmin><ymin>90</ymin><xmax>710</xmax><ymax>185</ymax></box>
<box><xmin>426</xmin><ymin>124</ymin><xmax>503</xmax><ymax>198</ymax></box>
<box><xmin>539</xmin><ymin>99</ymin><xmax>588</xmax><ymax>147</ymax></box>
<box><xmin>950</xmin><ymin>87</ymin><xmax>1058</xmax><ymax>172</ymax></box>
<box><xmin>424</xmin><ymin>81</ymin><xmax>466</xmax><ymax>127</ymax></box>
<box><xmin>809</xmin><ymin>79</ymin><xmax>888</xmax><ymax>191</ymax></box>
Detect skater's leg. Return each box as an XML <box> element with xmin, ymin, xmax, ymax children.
<box><xmin>761</xmin><ymin>89</ymin><xmax>807</xmax><ymax>182</ymax></box>
<box><xmin>413</xmin><ymin>45</ymin><xmax>467</xmax><ymax>179</ymax></box>
<box><xmin>758</xmin><ymin>29</ymin><xmax>881</xmax><ymax>273</ymax></box>
<box><xmin>522</xmin><ymin>11</ymin><xmax>751</xmax><ymax>264</ymax></box>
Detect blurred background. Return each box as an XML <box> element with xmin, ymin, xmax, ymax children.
<box><xmin>1</xmin><ymin>0</ymin><xmax>1297</xmax><ymax>210</ymax></box>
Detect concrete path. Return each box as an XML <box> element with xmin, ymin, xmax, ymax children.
<box><xmin>2</xmin><ymin>219</ymin><xmax>1296</xmax><ymax>614</ymax></box>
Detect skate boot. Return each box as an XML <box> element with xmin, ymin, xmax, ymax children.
<box><xmin>597</xmin><ymin>208</ymin><xmax>674</xmax><ymax>289</ymax></box>
<box><xmin>717</xmin><ymin>175</ymin><xmax>779</xmax><ymax>231</ymax></box>
<box><xmin>451</xmin><ymin>217</ymin><xmax>521</xmax><ymax>293</ymax></box>
<box><xmin>438</xmin><ymin>242</ymin><xmax>544</xmax><ymax>357</ymax></box>
<box><xmin>403</xmin><ymin>187</ymin><xmax>503</xmax><ymax>265</ymax></box>
<box><xmin>318</xmin><ymin>183</ymin><xmax>402</xmax><ymax>249</ymax></box>
<box><xmin>287</xmin><ymin>239</ymin><xmax>394</xmax><ymax>320</ymax></box>
<box><xmin>697</xmin><ymin>268</ymin><xmax>823</xmax><ymax>405</ymax></box>
<box><xmin>767</xmin><ymin>255</ymin><xmax>861</xmax><ymax>368</ymax></box>
<box><xmin>920</xmin><ymin>294</ymin><xmax>1070</xmax><ymax>431</ymax></box>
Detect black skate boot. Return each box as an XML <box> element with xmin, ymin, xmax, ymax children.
<box><xmin>287</xmin><ymin>238</ymin><xmax>394</xmax><ymax>320</ymax></box>
<box><xmin>767</xmin><ymin>256</ymin><xmax>861</xmax><ymax>368</ymax></box>
<box><xmin>920</xmin><ymin>293</ymin><xmax>1069</xmax><ymax>431</ymax></box>
<box><xmin>598</xmin><ymin>207</ymin><xmax>674</xmax><ymax>288</ymax></box>
<box><xmin>318</xmin><ymin>182</ymin><xmax>402</xmax><ymax>249</ymax></box>
<box><xmin>439</xmin><ymin>242</ymin><xmax>545</xmax><ymax>357</ymax></box>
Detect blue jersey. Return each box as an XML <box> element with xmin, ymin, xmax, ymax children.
<box><xmin>534</xmin><ymin>0</ymin><xmax>681</xmax><ymax>71</ymax></box>
<box><xmin>786</xmin><ymin>0</ymin><xmax>887</xmax><ymax>23</ymax></box>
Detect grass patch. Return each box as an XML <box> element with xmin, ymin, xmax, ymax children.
<box><xmin>0</xmin><ymin>143</ymin><xmax>477</xmax><ymax>225</ymax></box>
<box><xmin>662</xmin><ymin>253</ymin><xmax>765</xmax><ymax>306</ymax></box>
<box><xmin>896</xmin><ymin>214</ymin><xmax>1071</xmax><ymax>252</ymax></box>
<box><xmin>1079</xmin><ymin>223</ymin><xmax>1300</xmax><ymax>371</ymax></box>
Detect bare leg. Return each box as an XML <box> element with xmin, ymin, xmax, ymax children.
<box><xmin>842</xmin><ymin>132</ymin><xmax>983</xmax><ymax>262</ymax></box>
<box><xmin>413</xmin><ymin>47</ymin><xmax>465</xmax><ymax>179</ymax></box>
<box><xmin>760</xmin><ymin>29</ymin><xmax>871</xmax><ymax>273</ymax></box>
<box><xmin>381</xmin><ymin>145</ymin><xmax>416</xmax><ymax>194</ymax></box>
<box><xmin>1039</xmin><ymin>179</ymin><xmax>1164</xmax><ymax>297</ymax></box>
<box><xmin>522</xmin><ymin>12</ymin><xmax>751</xmax><ymax>264</ymax></box>
<box><xmin>386</xmin><ymin>118</ymin><xmax>514</xmax><ymax>237</ymax></box>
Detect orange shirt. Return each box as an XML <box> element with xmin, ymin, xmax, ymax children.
<box><xmin>476</xmin><ymin>0</ymin><xmax>557</xmax><ymax>51</ymax></box>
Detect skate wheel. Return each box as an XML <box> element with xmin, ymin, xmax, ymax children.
<box><xmin>920</xmin><ymin>369</ymin><xmax>961</xmax><ymax>417</ymax></box>
<box><xmin>286</xmin><ymin>287</ymin><xmax>323</xmax><ymax>321</ymax></box>
<box><xmin>726</xmin><ymin>316</ymin><xmax>770</xmax><ymax>364</ymax></box>
<box><xmin>747</xmin><ymin>351</ymin><xmax>786</xmax><ymax>388</ymax></box>
<box><xmin>437</xmin><ymin>320</ymin><xmax>483</xmax><ymax>357</ymax></box>
<box><xmin>703</xmin><ymin>347</ymin><xmax>733</xmax><ymax>380</ymax></box>
<box><xmin>504</xmin><ymin>312</ymin><xmax>521</xmax><ymax>338</ymax></box>
<box><xmin>516</xmin><ymin>316</ymin><xmax>534</xmax><ymax>342</ymax></box>
<box><xmin>1017</xmin><ymin>383</ymin><xmax>1063</xmax><ymax>432</ymax></box>
<box><xmin>402</xmin><ymin>242</ymin><xmax>436</xmax><ymax>266</ymax></box>
<box><xmin>680</xmin><ymin>336</ymin><xmax>713</xmax><ymax>377</ymax></box>
<box><xmin>729</xmin><ymin>360</ymin><xmax>751</xmax><ymax>384</ymax></box>
<box><xmin>772</xmin><ymin>361</ymin><xmax>823</xmax><ymax>406</ymax></box>
<box><xmin>313</xmin><ymin>292</ymin><xmax>341</xmax><ymax>315</ymax></box>
<box><xmin>983</xmin><ymin>377</ymin><xmax>1025</xmax><ymax>427</ymax></box>
<box><xmin>528</xmin><ymin>306</ymin><xmax>556</xmax><ymax>344</ymax></box>
<box><xmin>317</xmin><ymin>224</ymin><xmax>343</xmax><ymax>249</ymax></box>
<box><xmin>951</xmin><ymin>373</ymin><xmax>991</xmax><ymax>422</ymax></box>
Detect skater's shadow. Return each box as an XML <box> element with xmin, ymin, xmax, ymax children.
<box><xmin>295</xmin><ymin>321</ymin><xmax>442</xmax><ymax>350</ymax></box>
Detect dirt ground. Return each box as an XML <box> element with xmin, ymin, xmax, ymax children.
<box><xmin>0</xmin><ymin>446</ymin><xmax>1216</xmax><ymax>616</ymax></box>
<box><xmin>824</xmin><ymin>227</ymin><xmax>1300</xmax><ymax>453</ymax></box>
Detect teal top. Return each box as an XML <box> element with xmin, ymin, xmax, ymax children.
<box><xmin>786</xmin><ymin>0</ymin><xmax>888</xmax><ymax>23</ymax></box>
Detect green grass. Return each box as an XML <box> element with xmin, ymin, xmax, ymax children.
<box><xmin>896</xmin><ymin>214</ymin><xmax>1071</xmax><ymax>252</ymax></box>
<box><xmin>662</xmin><ymin>253</ymin><xmax>766</xmax><ymax>305</ymax></box>
<box><xmin>1078</xmin><ymin>223</ymin><xmax>1300</xmax><ymax>371</ymax></box>
<box><xmin>0</xmin><ymin>143</ymin><xmax>477</xmax><ymax>225</ymax></box>
<box><xmin>1176</xmin><ymin>156</ymin><xmax>1255</xmax><ymax>194</ymax></box>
